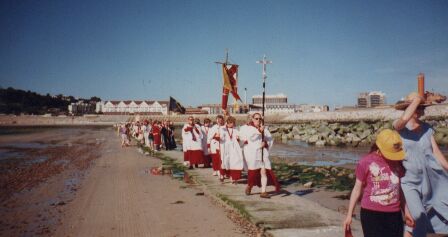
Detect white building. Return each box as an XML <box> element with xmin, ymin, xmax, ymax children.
<box><xmin>198</xmin><ymin>104</ymin><xmax>248</xmax><ymax>115</ymax></box>
<box><xmin>98</xmin><ymin>100</ymin><xmax>169</xmax><ymax>115</ymax></box>
<box><xmin>68</xmin><ymin>101</ymin><xmax>96</xmax><ymax>115</ymax></box>
<box><xmin>252</xmin><ymin>93</ymin><xmax>288</xmax><ymax>105</ymax></box>
<box><xmin>357</xmin><ymin>91</ymin><xmax>387</xmax><ymax>108</ymax></box>
<box><xmin>250</xmin><ymin>93</ymin><xmax>296</xmax><ymax>114</ymax></box>
<box><xmin>250</xmin><ymin>94</ymin><xmax>329</xmax><ymax>114</ymax></box>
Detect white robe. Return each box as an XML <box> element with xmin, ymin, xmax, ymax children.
<box><xmin>132</xmin><ymin>125</ymin><xmax>138</xmax><ymax>137</ymax></box>
<box><xmin>182</xmin><ymin>124</ymin><xmax>203</xmax><ymax>151</ymax></box>
<box><xmin>242</xmin><ymin>125</ymin><xmax>274</xmax><ymax>170</ymax></box>
<box><xmin>141</xmin><ymin>124</ymin><xmax>147</xmax><ymax>143</ymax></box>
<box><xmin>219</xmin><ymin>127</ymin><xmax>244</xmax><ymax>170</ymax></box>
<box><xmin>207</xmin><ymin>124</ymin><xmax>222</xmax><ymax>154</ymax></box>
<box><xmin>201</xmin><ymin>125</ymin><xmax>211</xmax><ymax>155</ymax></box>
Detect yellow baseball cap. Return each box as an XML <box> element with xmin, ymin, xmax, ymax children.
<box><xmin>375</xmin><ymin>129</ymin><xmax>405</xmax><ymax>161</ymax></box>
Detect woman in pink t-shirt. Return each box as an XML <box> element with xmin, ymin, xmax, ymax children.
<box><xmin>343</xmin><ymin>129</ymin><xmax>414</xmax><ymax>237</ymax></box>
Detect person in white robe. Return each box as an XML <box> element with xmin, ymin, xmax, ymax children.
<box><xmin>201</xmin><ymin>118</ymin><xmax>212</xmax><ymax>168</ymax></box>
<box><xmin>144</xmin><ymin>119</ymin><xmax>153</xmax><ymax>149</ymax></box>
<box><xmin>182</xmin><ymin>116</ymin><xmax>204</xmax><ymax>169</ymax></box>
<box><xmin>241</xmin><ymin>113</ymin><xmax>280</xmax><ymax>198</ymax></box>
<box><xmin>219</xmin><ymin>116</ymin><xmax>244</xmax><ymax>184</ymax></box>
<box><xmin>208</xmin><ymin>115</ymin><xmax>225</xmax><ymax>176</ymax></box>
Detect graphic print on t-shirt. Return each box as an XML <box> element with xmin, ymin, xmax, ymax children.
<box><xmin>368</xmin><ymin>162</ymin><xmax>400</xmax><ymax>206</ymax></box>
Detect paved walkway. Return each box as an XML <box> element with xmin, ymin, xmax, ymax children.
<box><xmin>162</xmin><ymin>150</ymin><xmax>363</xmax><ymax>237</ymax></box>
<box><xmin>55</xmin><ymin>131</ymin><xmax>246</xmax><ymax>237</ymax></box>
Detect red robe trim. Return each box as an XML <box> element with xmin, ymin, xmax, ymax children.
<box><xmin>152</xmin><ymin>125</ymin><xmax>161</xmax><ymax>145</ymax></box>
<box><xmin>187</xmin><ymin>150</ymin><xmax>204</xmax><ymax>165</ymax></box>
<box><xmin>204</xmin><ymin>155</ymin><xmax>212</xmax><ymax>167</ymax></box>
<box><xmin>211</xmin><ymin>152</ymin><xmax>221</xmax><ymax>171</ymax></box>
<box><xmin>247</xmin><ymin>169</ymin><xmax>281</xmax><ymax>191</ymax></box>
<box><xmin>229</xmin><ymin>170</ymin><xmax>242</xmax><ymax>181</ymax></box>
<box><xmin>219</xmin><ymin>168</ymin><xmax>230</xmax><ymax>177</ymax></box>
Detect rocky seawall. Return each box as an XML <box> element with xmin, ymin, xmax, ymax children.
<box><xmin>281</xmin><ymin>104</ymin><xmax>448</xmax><ymax>122</ymax></box>
<box><xmin>270</xmin><ymin>104</ymin><xmax>448</xmax><ymax>147</ymax></box>
<box><xmin>269</xmin><ymin>118</ymin><xmax>448</xmax><ymax>147</ymax></box>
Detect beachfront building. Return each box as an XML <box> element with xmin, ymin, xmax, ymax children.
<box><xmin>357</xmin><ymin>91</ymin><xmax>386</xmax><ymax>108</ymax></box>
<box><xmin>252</xmin><ymin>93</ymin><xmax>288</xmax><ymax>105</ymax></box>
<box><xmin>68</xmin><ymin>101</ymin><xmax>96</xmax><ymax>115</ymax></box>
<box><xmin>198</xmin><ymin>104</ymin><xmax>249</xmax><ymax>115</ymax></box>
<box><xmin>98</xmin><ymin>100</ymin><xmax>169</xmax><ymax>115</ymax></box>
<box><xmin>249</xmin><ymin>93</ymin><xmax>329</xmax><ymax>114</ymax></box>
<box><xmin>250</xmin><ymin>93</ymin><xmax>296</xmax><ymax>114</ymax></box>
<box><xmin>185</xmin><ymin>107</ymin><xmax>208</xmax><ymax>115</ymax></box>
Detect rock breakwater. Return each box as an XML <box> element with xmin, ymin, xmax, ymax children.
<box><xmin>269</xmin><ymin>119</ymin><xmax>448</xmax><ymax>147</ymax></box>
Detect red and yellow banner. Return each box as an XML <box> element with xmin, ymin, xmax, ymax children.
<box><xmin>221</xmin><ymin>64</ymin><xmax>241</xmax><ymax>111</ymax></box>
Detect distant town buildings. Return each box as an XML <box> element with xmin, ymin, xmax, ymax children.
<box><xmin>185</xmin><ymin>107</ymin><xmax>208</xmax><ymax>115</ymax></box>
<box><xmin>251</xmin><ymin>93</ymin><xmax>295</xmax><ymax>114</ymax></box>
<box><xmin>68</xmin><ymin>101</ymin><xmax>96</xmax><ymax>115</ymax></box>
<box><xmin>252</xmin><ymin>93</ymin><xmax>288</xmax><ymax>104</ymax></box>
<box><xmin>198</xmin><ymin>104</ymin><xmax>249</xmax><ymax>115</ymax></box>
<box><xmin>357</xmin><ymin>91</ymin><xmax>386</xmax><ymax>108</ymax></box>
<box><xmin>250</xmin><ymin>93</ymin><xmax>328</xmax><ymax>114</ymax></box>
<box><xmin>97</xmin><ymin>100</ymin><xmax>170</xmax><ymax>115</ymax></box>
<box><xmin>92</xmin><ymin>94</ymin><xmax>330</xmax><ymax>116</ymax></box>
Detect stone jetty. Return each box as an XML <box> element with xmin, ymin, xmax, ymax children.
<box><xmin>271</xmin><ymin>104</ymin><xmax>448</xmax><ymax>147</ymax></box>
<box><xmin>269</xmin><ymin>119</ymin><xmax>448</xmax><ymax>147</ymax></box>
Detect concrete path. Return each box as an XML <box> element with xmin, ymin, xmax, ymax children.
<box><xmin>162</xmin><ymin>150</ymin><xmax>363</xmax><ymax>237</ymax></box>
<box><xmin>55</xmin><ymin>131</ymin><xmax>246</xmax><ymax>237</ymax></box>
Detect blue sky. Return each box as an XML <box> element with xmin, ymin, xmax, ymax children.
<box><xmin>1</xmin><ymin>0</ymin><xmax>447</xmax><ymax>108</ymax></box>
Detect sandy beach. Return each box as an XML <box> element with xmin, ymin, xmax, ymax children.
<box><xmin>0</xmin><ymin>127</ymin><xmax>249</xmax><ymax>237</ymax></box>
<box><xmin>4</xmin><ymin>125</ymin><xmax>444</xmax><ymax>236</ymax></box>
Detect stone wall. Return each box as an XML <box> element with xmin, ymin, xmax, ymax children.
<box><xmin>0</xmin><ymin>114</ymin><xmax>288</xmax><ymax>126</ymax></box>
<box><xmin>282</xmin><ymin>104</ymin><xmax>448</xmax><ymax>122</ymax></box>
<box><xmin>269</xmin><ymin>119</ymin><xmax>448</xmax><ymax>147</ymax></box>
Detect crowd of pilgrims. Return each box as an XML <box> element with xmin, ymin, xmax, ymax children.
<box><xmin>119</xmin><ymin>119</ymin><xmax>177</xmax><ymax>151</ymax></box>
<box><xmin>182</xmin><ymin>113</ymin><xmax>281</xmax><ymax>198</ymax></box>
<box><xmin>119</xmin><ymin>113</ymin><xmax>281</xmax><ymax>198</ymax></box>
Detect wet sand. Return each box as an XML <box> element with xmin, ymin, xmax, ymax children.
<box><xmin>3</xmin><ymin>126</ymin><xmax>445</xmax><ymax>236</ymax></box>
<box><xmin>0</xmin><ymin>127</ymin><xmax>104</xmax><ymax>236</ymax></box>
<box><xmin>0</xmin><ymin>127</ymin><xmax>247</xmax><ymax>237</ymax></box>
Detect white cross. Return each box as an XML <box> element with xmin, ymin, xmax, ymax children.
<box><xmin>256</xmin><ymin>54</ymin><xmax>272</xmax><ymax>82</ymax></box>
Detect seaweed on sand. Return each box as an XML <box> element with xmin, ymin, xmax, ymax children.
<box><xmin>272</xmin><ymin>163</ymin><xmax>355</xmax><ymax>191</ymax></box>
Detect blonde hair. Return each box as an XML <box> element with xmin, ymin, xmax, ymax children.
<box><xmin>226</xmin><ymin>116</ymin><xmax>236</xmax><ymax>124</ymax></box>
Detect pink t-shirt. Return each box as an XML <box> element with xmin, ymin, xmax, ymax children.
<box><xmin>355</xmin><ymin>152</ymin><xmax>404</xmax><ymax>212</ymax></box>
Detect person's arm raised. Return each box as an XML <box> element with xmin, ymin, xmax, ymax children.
<box><xmin>393</xmin><ymin>96</ymin><xmax>424</xmax><ymax>131</ymax></box>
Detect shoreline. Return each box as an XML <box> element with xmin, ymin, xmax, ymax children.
<box><xmin>0</xmin><ymin>127</ymin><xmax>253</xmax><ymax>237</ymax></box>
<box><xmin>1</xmin><ymin>103</ymin><xmax>447</xmax><ymax>126</ymax></box>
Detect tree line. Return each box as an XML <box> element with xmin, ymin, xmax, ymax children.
<box><xmin>0</xmin><ymin>87</ymin><xmax>101</xmax><ymax>115</ymax></box>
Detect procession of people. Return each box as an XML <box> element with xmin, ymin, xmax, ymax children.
<box><xmin>181</xmin><ymin>113</ymin><xmax>281</xmax><ymax>198</ymax></box>
<box><xmin>118</xmin><ymin>119</ymin><xmax>176</xmax><ymax>151</ymax></box>
<box><xmin>116</xmin><ymin>92</ymin><xmax>448</xmax><ymax>235</ymax></box>
<box><xmin>118</xmin><ymin>112</ymin><xmax>281</xmax><ymax>198</ymax></box>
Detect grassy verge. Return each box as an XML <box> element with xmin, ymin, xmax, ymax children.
<box><xmin>136</xmin><ymin>142</ymin><xmax>186</xmax><ymax>180</ymax></box>
<box><xmin>216</xmin><ymin>193</ymin><xmax>253</xmax><ymax>221</ymax></box>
